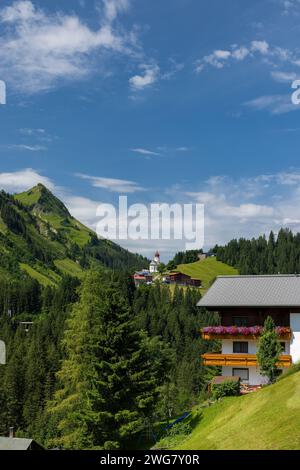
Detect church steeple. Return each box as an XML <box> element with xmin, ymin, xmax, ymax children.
<box><xmin>149</xmin><ymin>251</ymin><xmax>161</xmax><ymax>273</ymax></box>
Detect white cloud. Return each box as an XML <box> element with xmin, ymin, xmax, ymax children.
<box><xmin>250</xmin><ymin>40</ymin><xmax>269</xmax><ymax>55</ymax></box>
<box><xmin>3</xmin><ymin>144</ymin><xmax>47</xmax><ymax>151</ymax></box>
<box><xmin>181</xmin><ymin>169</ymin><xmax>300</xmax><ymax>248</ymax></box>
<box><xmin>19</xmin><ymin>128</ymin><xmax>46</xmax><ymax>136</ymax></box>
<box><xmin>271</xmin><ymin>71</ymin><xmax>297</xmax><ymax>82</ymax></box>
<box><xmin>3</xmin><ymin>168</ymin><xmax>300</xmax><ymax>259</ymax></box>
<box><xmin>102</xmin><ymin>0</ymin><xmax>129</xmax><ymax>22</ymax></box>
<box><xmin>0</xmin><ymin>0</ymin><xmax>38</xmax><ymax>22</ymax></box>
<box><xmin>244</xmin><ymin>94</ymin><xmax>297</xmax><ymax>115</ymax></box>
<box><xmin>176</xmin><ymin>146</ymin><xmax>190</xmax><ymax>152</ymax></box>
<box><xmin>279</xmin><ymin>0</ymin><xmax>300</xmax><ymax>15</ymax></box>
<box><xmin>0</xmin><ymin>168</ymin><xmax>54</xmax><ymax>192</ymax></box>
<box><xmin>231</xmin><ymin>46</ymin><xmax>250</xmax><ymax>61</ymax></box>
<box><xmin>0</xmin><ymin>0</ymin><xmax>136</xmax><ymax>93</ymax></box>
<box><xmin>63</xmin><ymin>195</ymin><xmax>100</xmax><ymax>229</ymax></box>
<box><xmin>130</xmin><ymin>147</ymin><xmax>161</xmax><ymax>156</ymax></box>
<box><xmin>129</xmin><ymin>63</ymin><xmax>160</xmax><ymax>90</ymax></box>
<box><xmin>196</xmin><ymin>49</ymin><xmax>232</xmax><ymax>71</ymax></box>
<box><xmin>75</xmin><ymin>173</ymin><xmax>145</xmax><ymax>193</ymax></box>
<box><xmin>195</xmin><ymin>39</ymin><xmax>300</xmax><ymax>76</ymax></box>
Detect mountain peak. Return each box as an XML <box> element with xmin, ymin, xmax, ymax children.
<box><xmin>16</xmin><ymin>183</ymin><xmax>71</xmax><ymax>218</ymax></box>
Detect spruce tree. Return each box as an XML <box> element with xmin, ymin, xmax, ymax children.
<box><xmin>47</xmin><ymin>271</ymin><xmax>160</xmax><ymax>450</ymax></box>
<box><xmin>257</xmin><ymin>316</ymin><xmax>282</xmax><ymax>383</ymax></box>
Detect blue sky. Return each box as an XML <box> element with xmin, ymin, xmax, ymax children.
<box><xmin>1</xmin><ymin>0</ymin><xmax>300</xmax><ymax>259</ymax></box>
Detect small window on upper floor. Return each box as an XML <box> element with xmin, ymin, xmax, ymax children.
<box><xmin>233</xmin><ymin>316</ymin><xmax>248</xmax><ymax>327</ymax></box>
<box><xmin>233</xmin><ymin>342</ymin><xmax>249</xmax><ymax>354</ymax></box>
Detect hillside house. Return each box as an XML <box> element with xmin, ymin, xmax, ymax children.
<box><xmin>133</xmin><ymin>270</ymin><xmax>153</xmax><ymax>287</ymax></box>
<box><xmin>0</xmin><ymin>428</ymin><xmax>44</xmax><ymax>450</ymax></box>
<box><xmin>167</xmin><ymin>271</ymin><xmax>202</xmax><ymax>287</ymax></box>
<box><xmin>0</xmin><ymin>437</ymin><xmax>44</xmax><ymax>451</ymax></box>
<box><xmin>198</xmin><ymin>275</ymin><xmax>300</xmax><ymax>385</ymax></box>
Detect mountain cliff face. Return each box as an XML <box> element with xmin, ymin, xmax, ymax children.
<box><xmin>0</xmin><ymin>184</ymin><xmax>147</xmax><ymax>286</ymax></box>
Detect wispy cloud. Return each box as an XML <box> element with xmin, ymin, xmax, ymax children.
<box><xmin>195</xmin><ymin>40</ymin><xmax>270</xmax><ymax>72</ymax></box>
<box><xmin>19</xmin><ymin>127</ymin><xmax>56</xmax><ymax>143</ymax></box>
<box><xmin>195</xmin><ymin>39</ymin><xmax>300</xmax><ymax>82</ymax></box>
<box><xmin>279</xmin><ymin>0</ymin><xmax>300</xmax><ymax>15</ymax></box>
<box><xmin>75</xmin><ymin>173</ymin><xmax>145</xmax><ymax>193</ymax></box>
<box><xmin>3</xmin><ymin>168</ymin><xmax>300</xmax><ymax>258</ymax></box>
<box><xmin>244</xmin><ymin>94</ymin><xmax>297</xmax><ymax>115</ymax></box>
<box><xmin>3</xmin><ymin>144</ymin><xmax>47</xmax><ymax>151</ymax></box>
<box><xmin>270</xmin><ymin>71</ymin><xmax>297</xmax><ymax>83</ymax></box>
<box><xmin>179</xmin><ymin>169</ymin><xmax>300</xmax><ymax>247</ymax></box>
<box><xmin>130</xmin><ymin>147</ymin><xmax>161</xmax><ymax>156</ymax></box>
<box><xmin>0</xmin><ymin>0</ymin><xmax>137</xmax><ymax>93</ymax></box>
<box><xmin>129</xmin><ymin>58</ymin><xmax>184</xmax><ymax>92</ymax></box>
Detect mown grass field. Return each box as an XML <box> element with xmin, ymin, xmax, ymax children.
<box><xmin>20</xmin><ymin>263</ymin><xmax>58</xmax><ymax>287</ymax></box>
<box><xmin>177</xmin><ymin>257</ymin><xmax>238</xmax><ymax>292</ymax></box>
<box><xmin>54</xmin><ymin>258</ymin><xmax>84</xmax><ymax>278</ymax></box>
<box><xmin>173</xmin><ymin>370</ymin><xmax>300</xmax><ymax>450</ymax></box>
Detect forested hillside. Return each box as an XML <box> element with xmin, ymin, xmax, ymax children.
<box><xmin>213</xmin><ymin>228</ymin><xmax>300</xmax><ymax>275</ymax></box>
<box><xmin>0</xmin><ymin>184</ymin><xmax>147</xmax><ymax>287</ymax></box>
<box><xmin>0</xmin><ymin>272</ymin><xmax>219</xmax><ymax>449</ymax></box>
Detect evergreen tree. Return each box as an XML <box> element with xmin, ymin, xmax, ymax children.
<box><xmin>47</xmin><ymin>271</ymin><xmax>161</xmax><ymax>449</ymax></box>
<box><xmin>257</xmin><ymin>316</ymin><xmax>282</xmax><ymax>383</ymax></box>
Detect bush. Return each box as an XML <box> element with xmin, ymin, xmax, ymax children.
<box><xmin>153</xmin><ymin>420</ymin><xmax>192</xmax><ymax>450</ymax></box>
<box><xmin>166</xmin><ymin>421</ymin><xmax>192</xmax><ymax>438</ymax></box>
<box><xmin>211</xmin><ymin>380</ymin><xmax>240</xmax><ymax>400</ymax></box>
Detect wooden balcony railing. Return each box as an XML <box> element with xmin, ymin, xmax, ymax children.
<box><xmin>202</xmin><ymin>353</ymin><xmax>292</xmax><ymax>367</ymax></box>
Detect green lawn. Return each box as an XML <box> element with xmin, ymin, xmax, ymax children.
<box><xmin>174</xmin><ymin>370</ymin><xmax>300</xmax><ymax>450</ymax></box>
<box><xmin>177</xmin><ymin>257</ymin><xmax>238</xmax><ymax>292</ymax></box>
<box><xmin>20</xmin><ymin>263</ymin><xmax>57</xmax><ymax>287</ymax></box>
<box><xmin>54</xmin><ymin>258</ymin><xmax>84</xmax><ymax>278</ymax></box>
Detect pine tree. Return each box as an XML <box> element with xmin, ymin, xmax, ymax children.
<box><xmin>257</xmin><ymin>316</ymin><xmax>282</xmax><ymax>383</ymax></box>
<box><xmin>47</xmin><ymin>271</ymin><xmax>160</xmax><ymax>449</ymax></box>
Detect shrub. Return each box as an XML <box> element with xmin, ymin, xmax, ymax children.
<box><xmin>166</xmin><ymin>421</ymin><xmax>192</xmax><ymax>438</ymax></box>
<box><xmin>211</xmin><ymin>380</ymin><xmax>240</xmax><ymax>400</ymax></box>
<box><xmin>257</xmin><ymin>316</ymin><xmax>282</xmax><ymax>383</ymax></box>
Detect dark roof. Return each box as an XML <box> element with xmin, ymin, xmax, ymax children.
<box><xmin>197</xmin><ymin>275</ymin><xmax>300</xmax><ymax>308</ymax></box>
<box><xmin>0</xmin><ymin>437</ymin><xmax>43</xmax><ymax>450</ymax></box>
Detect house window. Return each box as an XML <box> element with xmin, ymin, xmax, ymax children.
<box><xmin>233</xmin><ymin>342</ymin><xmax>248</xmax><ymax>353</ymax></box>
<box><xmin>233</xmin><ymin>316</ymin><xmax>248</xmax><ymax>326</ymax></box>
<box><xmin>233</xmin><ymin>368</ymin><xmax>249</xmax><ymax>381</ymax></box>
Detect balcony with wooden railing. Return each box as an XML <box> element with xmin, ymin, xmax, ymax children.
<box><xmin>202</xmin><ymin>353</ymin><xmax>292</xmax><ymax>367</ymax></box>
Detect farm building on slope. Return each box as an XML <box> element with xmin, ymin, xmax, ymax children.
<box><xmin>197</xmin><ymin>275</ymin><xmax>300</xmax><ymax>386</ymax></box>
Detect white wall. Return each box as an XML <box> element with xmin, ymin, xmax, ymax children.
<box><xmin>222</xmin><ymin>339</ymin><xmax>258</xmax><ymax>354</ymax></box>
<box><xmin>290</xmin><ymin>313</ymin><xmax>300</xmax><ymax>363</ymax></box>
<box><xmin>222</xmin><ymin>366</ymin><xmax>269</xmax><ymax>386</ymax></box>
<box><xmin>222</xmin><ymin>339</ymin><xmax>289</xmax><ymax>354</ymax></box>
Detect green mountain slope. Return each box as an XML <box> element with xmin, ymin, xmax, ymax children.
<box><xmin>177</xmin><ymin>257</ymin><xmax>239</xmax><ymax>291</ymax></box>
<box><xmin>0</xmin><ymin>184</ymin><xmax>147</xmax><ymax>285</ymax></box>
<box><xmin>175</xmin><ymin>369</ymin><xmax>300</xmax><ymax>450</ymax></box>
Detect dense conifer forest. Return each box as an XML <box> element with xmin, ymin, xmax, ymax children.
<box><xmin>213</xmin><ymin>228</ymin><xmax>300</xmax><ymax>275</ymax></box>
